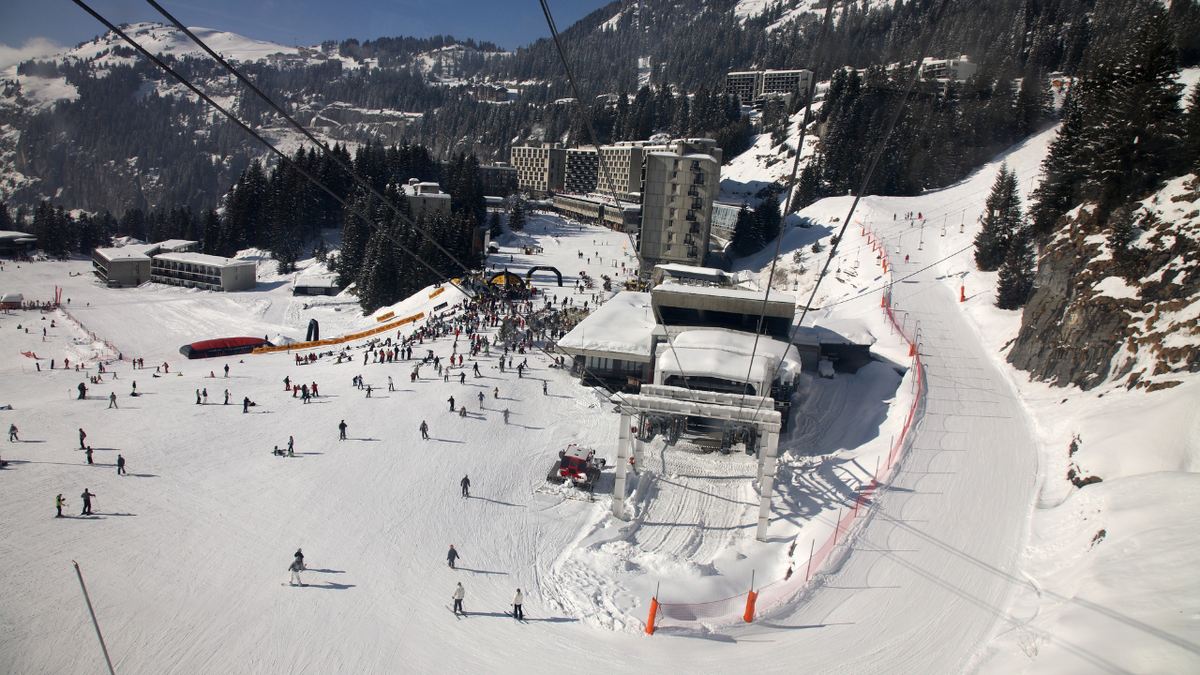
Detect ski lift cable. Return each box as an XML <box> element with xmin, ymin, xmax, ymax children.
<box><xmin>735</xmin><ymin>0</ymin><xmax>836</xmax><ymax>411</ymax></box>
<box><xmin>74</xmin><ymin>0</ymin><xmax>650</xmax><ymax>423</ymax></box>
<box><xmin>140</xmin><ymin>0</ymin><xmax>481</xmax><ymax>289</ymax></box>
<box><xmin>742</xmin><ymin>0</ymin><xmax>955</xmax><ymax>423</ymax></box>
<box><xmin>539</xmin><ymin>0</ymin><xmax>707</xmax><ymax>406</ymax></box>
<box><xmin>69</xmin><ymin>0</ymin><xmax>469</xmax><ymax>299</ymax></box>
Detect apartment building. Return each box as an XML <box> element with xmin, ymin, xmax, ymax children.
<box><xmin>564</xmin><ymin>147</ymin><xmax>599</xmax><ymax>194</ymax></box>
<box><xmin>637</xmin><ymin>139</ymin><xmax>721</xmax><ymax>268</ymax></box>
<box><xmin>400</xmin><ymin>179</ymin><xmax>452</xmax><ymax>217</ymax></box>
<box><xmin>725</xmin><ymin>69</ymin><xmax>812</xmax><ymax>105</ymax></box>
<box><xmin>478</xmin><ymin>163</ymin><xmax>518</xmax><ymax>196</ymax></box>
<box><xmin>511</xmin><ymin>143</ymin><xmax>566</xmax><ymax>195</ymax></box>
<box><xmin>596</xmin><ymin>143</ymin><xmax>650</xmax><ymax>201</ymax></box>
<box><xmin>920</xmin><ymin>56</ymin><xmax>977</xmax><ymax>81</ymax></box>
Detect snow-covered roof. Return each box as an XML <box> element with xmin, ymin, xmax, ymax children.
<box><xmin>153</xmin><ymin>251</ymin><xmax>255</xmax><ymax>268</ymax></box>
<box><xmin>156</xmin><ymin>239</ymin><xmax>197</xmax><ymax>252</ymax></box>
<box><xmin>556</xmin><ymin>291</ymin><xmax>657</xmax><ymax>361</ymax></box>
<box><xmin>657</xmin><ymin>329</ymin><xmax>801</xmax><ymax>388</ymax></box>
<box><xmin>654</xmin><ymin>282</ymin><xmax>796</xmax><ymax>307</ymax></box>
<box><xmin>293</xmin><ymin>274</ymin><xmax>340</xmax><ymax>289</ymax></box>
<box><xmin>0</xmin><ymin>231</ymin><xmax>37</xmax><ymax>242</ymax></box>
<box><xmin>94</xmin><ymin>244</ymin><xmax>157</xmax><ymax>261</ymax></box>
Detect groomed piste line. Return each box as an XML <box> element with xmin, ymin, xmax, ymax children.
<box><xmin>647</xmin><ymin>226</ymin><xmax>927</xmax><ymax>634</ymax></box>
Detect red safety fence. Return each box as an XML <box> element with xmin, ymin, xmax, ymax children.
<box><xmin>58</xmin><ymin>308</ymin><xmax>121</xmax><ymax>362</ymax></box>
<box><xmin>646</xmin><ymin>226</ymin><xmax>926</xmax><ymax>634</ymax></box>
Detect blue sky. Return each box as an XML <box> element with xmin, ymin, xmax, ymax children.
<box><xmin>0</xmin><ymin>0</ymin><xmax>612</xmax><ymax>66</ymax></box>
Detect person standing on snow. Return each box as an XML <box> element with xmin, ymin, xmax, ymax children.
<box><xmin>9</xmin><ymin>424</ymin><xmax>18</xmax><ymax>442</ymax></box>
<box><xmin>447</xmin><ymin>396</ymin><xmax>455</xmax><ymax>412</ymax></box>
<box><xmin>288</xmin><ymin>557</ymin><xmax>305</xmax><ymax>586</ymax></box>
<box><xmin>339</xmin><ymin>420</ymin><xmax>348</xmax><ymax>440</ymax></box>
<box><xmin>447</xmin><ymin>545</ymin><xmax>459</xmax><ymax>569</ymax></box>
<box><xmin>80</xmin><ymin>489</ymin><xmax>94</xmax><ymax>516</ymax></box>
<box><xmin>224</xmin><ymin>389</ymin><xmax>230</xmax><ymax>405</ymax></box>
<box><xmin>459</xmin><ymin>372</ymin><xmax>466</xmax><ymax>385</ymax></box>
<box><xmin>224</xmin><ymin>364</ymin><xmax>229</xmax><ymax>377</ymax></box>
<box><xmin>116</xmin><ymin>454</ymin><xmax>126</xmax><ymax>475</ymax></box>
<box><xmin>287</xmin><ymin>436</ymin><xmax>294</xmax><ymax>456</ymax></box>
<box><xmin>294</xmin><ymin>548</ymin><xmax>305</xmax><ymax>570</ymax></box>
<box><xmin>512</xmin><ymin>589</ymin><xmax>524</xmax><ymax>620</ymax></box>
<box><xmin>477</xmin><ymin>391</ymin><xmax>485</xmax><ymax>409</ymax></box>
<box><xmin>243</xmin><ymin>396</ymin><xmax>250</xmax><ymax>413</ymax></box>
<box><xmin>420</xmin><ymin>421</ymin><xmax>429</xmax><ymax>440</ymax></box>
<box><xmin>543</xmin><ymin>381</ymin><xmax>548</xmax><ymax>396</ymax></box>
<box><xmin>452</xmin><ymin>581</ymin><xmax>465</xmax><ymax>614</ymax></box>
<box><xmin>79</xmin><ymin>428</ymin><xmax>87</xmax><ymax>449</ymax></box>
<box><xmin>85</xmin><ymin>446</ymin><xmax>93</xmax><ymax>465</ymax></box>
<box><xmin>460</xmin><ymin>475</ymin><xmax>470</xmax><ymax>498</ymax></box>
<box><xmin>108</xmin><ymin>392</ymin><xmax>118</xmax><ymax>409</ymax></box>
<box><xmin>55</xmin><ymin>493</ymin><xmax>65</xmax><ymax>517</ymax></box>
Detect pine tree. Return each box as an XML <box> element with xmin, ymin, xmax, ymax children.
<box><xmin>508</xmin><ymin>199</ymin><xmax>526</xmax><ymax>232</ymax></box>
<box><xmin>755</xmin><ymin>189</ymin><xmax>783</xmax><ymax>247</ymax></box>
<box><xmin>731</xmin><ymin>204</ymin><xmax>762</xmax><ymax>256</ymax></box>
<box><xmin>976</xmin><ymin>164</ymin><xmax>1023</xmax><ymax>271</ymax></box>
<box><xmin>488</xmin><ymin>210</ymin><xmax>503</xmax><ymax>238</ymax></box>
<box><xmin>1183</xmin><ymin>83</ymin><xmax>1200</xmax><ymax>171</ymax></box>
<box><xmin>995</xmin><ymin>226</ymin><xmax>1035</xmax><ymax>309</ymax></box>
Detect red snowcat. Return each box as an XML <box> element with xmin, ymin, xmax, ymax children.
<box><xmin>546</xmin><ymin>444</ymin><xmax>606</xmax><ymax>491</ymax></box>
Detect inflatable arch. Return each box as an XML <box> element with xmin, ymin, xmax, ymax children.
<box><xmin>525</xmin><ymin>266</ymin><xmax>563</xmax><ymax>287</ymax></box>
<box><xmin>487</xmin><ymin>271</ymin><xmax>527</xmax><ymax>287</ymax></box>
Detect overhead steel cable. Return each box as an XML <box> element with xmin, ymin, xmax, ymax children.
<box><xmin>538</xmin><ymin>0</ymin><xmax>707</xmax><ymax>406</ymax></box>
<box><xmin>141</xmin><ymin>0</ymin><xmax>482</xmax><ymax>288</ymax></box>
<box><xmin>736</xmin><ymin>0</ymin><xmax>836</xmax><ymax>410</ymax></box>
<box><xmin>742</xmin><ymin>0</ymin><xmax>954</xmax><ymax>423</ymax></box>
<box><xmin>69</xmin><ymin>0</ymin><xmax>465</xmax><ymax>295</ymax></box>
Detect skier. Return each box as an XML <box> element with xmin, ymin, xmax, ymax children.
<box><xmin>77</xmin><ymin>382</ymin><xmax>87</xmax><ymax>400</ymax></box>
<box><xmin>420</xmin><ymin>420</ymin><xmax>429</xmax><ymax>440</ymax></box>
<box><xmin>472</xmin><ymin>362</ymin><xmax>480</xmax><ymax>378</ymax></box>
<box><xmin>224</xmin><ymin>364</ymin><xmax>229</xmax><ymax>378</ymax></box>
<box><xmin>203</xmin><ymin>388</ymin><xmax>208</xmax><ymax>404</ymax></box>
<box><xmin>79</xmin><ymin>428</ymin><xmax>86</xmax><ymax>449</ymax></box>
<box><xmin>339</xmin><ymin>420</ymin><xmax>348</xmax><ymax>441</ymax></box>
<box><xmin>477</xmin><ymin>391</ymin><xmax>485</xmax><ymax>408</ymax></box>
<box><xmin>85</xmin><ymin>446</ymin><xmax>93</xmax><ymax>465</ymax></box>
<box><xmin>243</xmin><ymin>396</ymin><xmax>250</xmax><ymax>413</ymax></box>
<box><xmin>452</xmin><ymin>581</ymin><xmax>465</xmax><ymax>614</ymax></box>
<box><xmin>366</xmin><ymin>385</ymin><xmax>372</xmax><ymax>398</ymax></box>
<box><xmin>512</xmin><ymin>588</ymin><xmax>524</xmax><ymax>620</ymax></box>
<box><xmin>55</xmin><ymin>493</ymin><xmax>66</xmax><ymax>517</ymax></box>
<box><xmin>287</xmin><ymin>436</ymin><xmax>294</xmax><ymax>456</ymax></box>
<box><xmin>459</xmin><ymin>372</ymin><xmax>466</xmax><ymax>385</ymax></box>
<box><xmin>447</xmin><ymin>545</ymin><xmax>460</xmax><ymax>569</ymax></box>
<box><xmin>288</xmin><ymin>557</ymin><xmax>305</xmax><ymax>586</ymax></box>
<box><xmin>493</xmin><ymin>387</ymin><xmax>499</xmax><ymax>399</ymax></box>
<box><xmin>108</xmin><ymin>392</ymin><xmax>118</xmax><ymax>409</ymax></box>
<box><xmin>388</xmin><ymin>376</ymin><xmax>394</xmax><ymax>392</ymax></box>
<box><xmin>80</xmin><ymin>488</ymin><xmax>94</xmax><ymax>516</ymax></box>
<box><xmin>224</xmin><ymin>389</ymin><xmax>230</xmax><ymax>405</ymax></box>
<box><xmin>8</xmin><ymin>424</ymin><xmax>17</xmax><ymax>442</ymax></box>
<box><xmin>195</xmin><ymin>389</ymin><xmax>201</xmax><ymax>405</ymax></box>
<box><xmin>543</xmin><ymin>381</ymin><xmax>548</xmax><ymax>396</ymax></box>
<box><xmin>447</xmin><ymin>396</ymin><xmax>455</xmax><ymax>412</ymax></box>
<box><xmin>461</xmin><ymin>475</ymin><xmax>470</xmax><ymax>498</ymax></box>
<box><xmin>116</xmin><ymin>454</ymin><xmax>126</xmax><ymax>475</ymax></box>
<box><xmin>284</xmin><ymin>375</ymin><xmax>291</xmax><ymax>390</ymax></box>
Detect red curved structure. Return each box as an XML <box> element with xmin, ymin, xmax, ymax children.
<box><xmin>179</xmin><ymin>337</ymin><xmax>271</xmax><ymax>359</ymax></box>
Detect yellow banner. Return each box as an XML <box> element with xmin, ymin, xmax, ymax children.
<box><xmin>251</xmin><ymin>311</ymin><xmax>425</xmax><ymax>355</ymax></box>
<box><xmin>376</xmin><ymin>311</ymin><xmax>395</xmax><ymax>322</ymax></box>
<box><xmin>428</xmin><ymin>287</ymin><xmax>445</xmax><ymax>299</ymax></box>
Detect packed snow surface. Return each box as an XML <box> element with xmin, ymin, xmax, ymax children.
<box><xmin>2</xmin><ymin>123</ymin><xmax>1198</xmax><ymax>675</ymax></box>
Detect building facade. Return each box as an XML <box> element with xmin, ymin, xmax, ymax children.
<box><xmin>92</xmin><ymin>240</ymin><xmax>196</xmax><ymax>288</ymax></box>
<box><xmin>638</xmin><ymin>142</ymin><xmax>720</xmax><ymax>268</ymax></box>
<box><xmin>564</xmin><ymin>147</ymin><xmax>598</xmax><ymax>194</ymax></box>
<box><xmin>478</xmin><ymin>164</ymin><xmax>518</xmax><ymax>196</ymax></box>
<box><xmin>511</xmin><ymin>143</ymin><xmax>566</xmax><ymax>196</ymax></box>
<box><xmin>725</xmin><ymin>69</ymin><xmax>812</xmax><ymax>106</ymax></box>
<box><xmin>150</xmin><ymin>252</ymin><xmax>257</xmax><ymax>292</ymax></box>
<box><xmin>401</xmin><ymin>179</ymin><xmax>452</xmax><ymax>217</ymax></box>
<box><xmin>597</xmin><ymin>143</ymin><xmax>649</xmax><ymax>201</ymax></box>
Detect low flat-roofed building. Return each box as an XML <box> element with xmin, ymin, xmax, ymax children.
<box><xmin>92</xmin><ymin>243</ymin><xmax>159</xmax><ymax>287</ymax></box>
<box><xmin>552</xmin><ymin>193</ymin><xmax>641</xmax><ymax>232</ymax></box>
<box><xmin>292</xmin><ymin>274</ymin><xmax>341</xmax><ymax>296</ymax></box>
<box><xmin>0</xmin><ymin>230</ymin><xmax>38</xmax><ymax>258</ymax></box>
<box><xmin>556</xmin><ymin>291</ymin><xmax>657</xmax><ymax>390</ymax></box>
<box><xmin>150</xmin><ymin>252</ymin><xmax>256</xmax><ymax>291</ymax></box>
<box><xmin>651</xmin><ymin>283</ymin><xmax>796</xmax><ymax>339</ymax></box>
<box><xmin>401</xmin><ymin>179</ymin><xmax>452</xmax><ymax>217</ymax></box>
<box><xmin>651</xmin><ymin>263</ymin><xmax>734</xmax><ymax>287</ymax></box>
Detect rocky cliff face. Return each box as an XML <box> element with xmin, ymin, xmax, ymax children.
<box><xmin>1009</xmin><ymin>174</ymin><xmax>1200</xmax><ymax>391</ymax></box>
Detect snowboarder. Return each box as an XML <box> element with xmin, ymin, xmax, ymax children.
<box><xmin>294</xmin><ymin>548</ymin><xmax>305</xmax><ymax>570</ymax></box>
<box><xmin>420</xmin><ymin>420</ymin><xmax>429</xmax><ymax>440</ymax></box>
<box><xmin>512</xmin><ymin>589</ymin><xmax>524</xmax><ymax>620</ymax></box>
<box><xmin>447</xmin><ymin>545</ymin><xmax>459</xmax><ymax>569</ymax></box>
<box><xmin>116</xmin><ymin>454</ymin><xmax>126</xmax><ymax>475</ymax></box>
<box><xmin>339</xmin><ymin>420</ymin><xmax>348</xmax><ymax>441</ymax></box>
<box><xmin>461</xmin><ymin>475</ymin><xmax>470</xmax><ymax>498</ymax></box>
<box><xmin>55</xmin><ymin>493</ymin><xmax>65</xmax><ymax>517</ymax></box>
<box><xmin>8</xmin><ymin>424</ymin><xmax>17</xmax><ymax>442</ymax></box>
<box><xmin>452</xmin><ymin>581</ymin><xmax>465</xmax><ymax>614</ymax></box>
<box><xmin>80</xmin><ymin>489</ymin><xmax>94</xmax><ymax>515</ymax></box>
<box><xmin>79</xmin><ymin>428</ymin><xmax>86</xmax><ymax>449</ymax></box>
<box><xmin>85</xmin><ymin>446</ymin><xmax>93</xmax><ymax>464</ymax></box>
<box><xmin>288</xmin><ymin>557</ymin><xmax>305</xmax><ymax>586</ymax></box>
<box><xmin>108</xmin><ymin>392</ymin><xmax>118</xmax><ymax>409</ymax></box>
